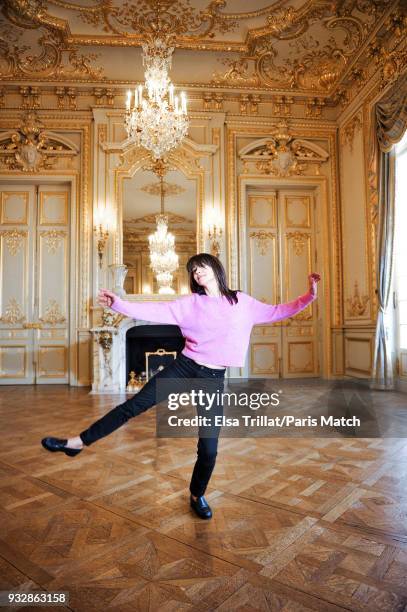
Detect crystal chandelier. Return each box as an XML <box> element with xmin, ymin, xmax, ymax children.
<box><xmin>149</xmin><ymin>169</ymin><xmax>179</xmax><ymax>294</ymax></box>
<box><xmin>125</xmin><ymin>35</ymin><xmax>188</xmax><ymax>160</ymax></box>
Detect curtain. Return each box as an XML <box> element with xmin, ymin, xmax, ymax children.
<box><xmin>376</xmin><ymin>73</ymin><xmax>407</xmax><ymax>152</ymax></box>
<box><xmin>370</xmin><ymin>73</ymin><xmax>407</xmax><ymax>390</ymax></box>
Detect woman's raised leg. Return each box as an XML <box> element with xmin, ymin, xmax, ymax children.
<box><xmin>41</xmin><ymin>354</ymin><xmax>196</xmax><ymax>453</ymax></box>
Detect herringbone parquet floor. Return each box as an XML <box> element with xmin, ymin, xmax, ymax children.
<box><xmin>1</xmin><ymin>383</ymin><xmax>407</xmax><ymax>611</ymax></box>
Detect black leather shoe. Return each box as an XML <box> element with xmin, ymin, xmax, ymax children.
<box><xmin>190</xmin><ymin>495</ymin><xmax>212</xmax><ymax>519</ymax></box>
<box><xmin>41</xmin><ymin>437</ymin><xmax>83</xmax><ymax>457</ymax></box>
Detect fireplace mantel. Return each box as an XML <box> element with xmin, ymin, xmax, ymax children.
<box><xmin>90</xmin><ymin>314</ymin><xmax>178</xmax><ymax>394</ymax></box>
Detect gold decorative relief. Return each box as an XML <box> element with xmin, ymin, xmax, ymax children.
<box><xmin>0</xmin><ymin>297</ymin><xmax>25</xmax><ymax>325</ymax></box>
<box><xmin>305</xmin><ymin>97</ymin><xmax>325</xmax><ymax>118</ymax></box>
<box><xmin>346</xmin><ymin>281</ymin><xmax>369</xmax><ymax>317</ymax></box>
<box><xmin>287</xmin><ymin>231</ymin><xmax>308</xmax><ymax>257</ymax></box>
<box><xmin>63</xmin><ymin>0</ymin><xmax>238</xmax><ymax>40</ymax></box>
<box><xmin>42</xmin><ymin>230</ymin><xmax>66</xmax><ymax>254</ymax></box>
<box><xmin>213</xmin><ymin>58</ymin><xmax>260</xmax><ymax>87</ymax></box>
<box><xmin>239</xmin><ymin>123</ymin><xmax>329</xmax><ymax>177</ymax></box>
<box><xmin>250</xmin><ymin>231</ymin><xmax>274</xmax><ymax>256</ymax></box>
<box><xmin>2</xmin><ymin>229</ymin><xmax>26</xmax><ymax>255</ymax></box>
<box><xmin>39</xmin><ymin>299</ymin><xmax>66</xmax><ymax>325</ymax></box>
<box><xmin>141</xmin><ymin>181</ymin><xmax>186</xmax><ymax>197</ymax></box>
<box><xmin>273</xmin><ymin>95</ymin><xmax>294</xmax><ymax>117</ymax></box>
<box><xmin>0</xmin><ymin>0</ymin><xmax>397</xmax><ymax>109</ymax></box>
<box><xmin>127</xmin><ymin>212</ymin><xmax>192</xmax><ymax>225</ymax></box>
<box><xmin>0</xmin><ymin>10</ymin><xmax>104</xmax><ymax>81</ymax></box>
<box><xmin>210</xmin><ymin>2</ymin><xmax>384</xmax><ymax>93</ymax></box>
<box><xmin>369</xmin><ymin>26</ymin><xmax>407</xmax><ymax>91</ymax></box>
<box><xmin>340</xmin><ymin>112</ymin><xmax>362</xmax><ymax>152</ymax></box>
<box><xmin>101</xmin><ymin>309</ymin><xmax>124</xmax><ymax>328</ymax></box>
<box><xmin>55</xmin><ymin>86</ymin><xmax>77</xmax><ymax>110</ymax></box>
<box><xmin>93</xmin><ymin>88</ymin><xmax>115</xmax><ymax>106</ymax></box>
<box><xmin>0</xmin><ymin>111</ymin><xmax>78</xmax><ymax>172</ymax></box>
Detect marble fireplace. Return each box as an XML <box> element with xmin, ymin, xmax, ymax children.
<box><xmin>91</xmin><ymin>315</ymin><xmax>184</xmax><ymax>394</ymax></box>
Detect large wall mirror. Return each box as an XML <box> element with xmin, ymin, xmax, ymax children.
<box><xmin>122</xmin><ymin>166</ymin><xmax>197</xmax><ymax>295</ymax></box>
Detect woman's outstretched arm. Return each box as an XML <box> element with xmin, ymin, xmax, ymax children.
<box><xmin>97</xmin><ymin>289</ymin><xmax>191</xmax><ymax>325</ymax></box>
<box><xmin>250</xmin><ymin>273</ymin><xmax>321</xmax><ymax>325</ymax></box>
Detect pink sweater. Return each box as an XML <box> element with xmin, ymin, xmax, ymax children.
<box><xmin>110</xmin><ymin>291</ymin><xmax>316</xmax><ymax>367</ymax></box>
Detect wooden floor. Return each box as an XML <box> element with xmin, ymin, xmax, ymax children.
<box><xmin>1</xmin><ymin>383</ymin><xmax>407</xmax><ymax>612</ymax></box>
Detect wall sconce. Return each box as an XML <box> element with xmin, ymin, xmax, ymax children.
<box><xmin>208</xmin><ymin>224</ymin><xmax>223</xmax><ymax>258</ymax></box>
<box><xmin>206</xmin><ymin>207</ymin><xmax>223</xmax><ymax>258</ymax></box>
<box><xmin>207</xmin><ymin>210</ymin><xmax>223</xmax><ymax>258</ymax></box>
<box><xmin>94</xmin><ymin>207</ymin><xmax>113</xmax><ymax>269</ymax></box>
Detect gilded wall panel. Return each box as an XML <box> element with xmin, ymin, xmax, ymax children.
<box><xmin>38</xmin><ymin>346</ymin><xmax>67</xmax><ymax>378</ymax></box>
<box><xmin>0</xmin><ymin>230</ymin><xmax>28</xmax><ymax>325</ymax></box>
<box><xmin>284</xmin><ymin>195</ymin><xmax>311</xmax><ymax>228</ymax></box>
<box><xmin>287</xmin><ymin>341</ymin><xmax>315</xmax><ymax>374</ymax></box>
<box><xmin>339</xmin><ymin>110</ymin><xmax>371</xmax><ymax>322</ymax></box>
<box><xmin>345</xmin><ymin>336</ymin><xmax>372</xmax><ymax>376</ymax></box>
<box><xmin>1</xmin><ymin>192</ymin><xmax>29</xmax><ymax>225</ymax></box>
<box><xmin>0</xmin><ymin>346</ymin><xmax>26</xmax><ymax>378</ymax></box>
<box><xmin>248</xmin><ymin>194</ymin><xmax>276</xmax><ymax>227</ymax></box>
<box><xmin>251</xmin><ymin>343</ymin><xmax>279</xmax><ymax>376</ymax></box>
<box><xmin>249</xmin><ymin>232</ymin><xmax>277</xmax><ymax>304</ymax></box>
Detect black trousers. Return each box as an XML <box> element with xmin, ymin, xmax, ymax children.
<box><xmin>80</xmin><ymin>352</ymin><xmax>226</xmax><ymax>497</ymax></box>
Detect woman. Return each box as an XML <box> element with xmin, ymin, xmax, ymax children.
<box><xmin>42</xmin><ymin>253</ymin><xmax>321</xmax><ymax>519</ymax></box>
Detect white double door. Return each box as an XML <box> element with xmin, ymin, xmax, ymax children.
<box><xmin>0</xmin><ymin>183</ymin><xmax>70</xmax><ymax>384</ymax></box>
<box><xmin>246</xmin><ymin>188</ymin><xmax>320</xmax><ymax>378</ymax></box>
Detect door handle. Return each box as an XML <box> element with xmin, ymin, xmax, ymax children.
<box><xmin>23</xmin><ymin>322</ymin><xmax>42</xmax><ymax>329</ymax></box>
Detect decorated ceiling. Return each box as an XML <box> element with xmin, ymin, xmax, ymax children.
<box><xmin>0</xmin><ymin>0</ymin><xmax>405</xmax><ymax>105</ymax></box>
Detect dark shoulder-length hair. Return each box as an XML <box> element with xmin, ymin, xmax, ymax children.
<box><xmin>186</xmin><ymin>253</ymin><xmax>240</xmax><ymax>305</ymax></box>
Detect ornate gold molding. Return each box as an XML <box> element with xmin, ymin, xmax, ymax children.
<box><xmin>140</xmin><ymin>181</ymin><xmax>186</xmax><ymax>197</ymax></box>
<box><xmin>101</xmin><ymin>309</ymin><xmax>124</xmax><ymax>328</ymax></box>
<box><xmin>0</xmin><ymin>4</ymin><xmax>104</xmax><ymax>81</ymax></box>
<box><xmin>126</xmin><ymin>211</ymin><xmax>192</xmax><ymax>225</ymax></box>
<box><xmin>0</xmin><ymin>111</ymin><xmax>78</xmax><ymax>172</ymax></box>
<box><xmin>249</xmin><ymin>230</ymin><xmax>274</xmax><ymax>256</ymax></box>
<box><xmin>42</xmin><ymin>230</ymin><xmax>66</xmax><ymax>254</ymax></box>
<box><xmin>0</xmin><ymin>297</ymin><xmax>25</xmax><ymax>324</ymax></box>
<box><xmin>39</xmin><ymin>299</ymin><xmax>66</xmax><ymax>325</ymax></box>
<box><xmin>2</xmin><ymin>229</ymin><xmax>26</xmax><ymax>255</ymax></box>
<box><xmin>239</xmin><ymin>122</ymin><xmax>329</xmax><ymax>176</ymax></box>
<box><xmin>340</xmin><ymin>111</ymin><xmax>363</xmax><ymax>152</ymax></box>
<box><xmin>346</xmin><ymin>281</ymin><xmax>369</xmax><ymax>317</ymax></box>
<box><xmin>0</xmin><ymin>0</ymin><xmax>398</xmax><ymax>111</ymax></box>
<box><xmin>287</xmin><ymin>231</ymin><xmax>308</xmax><ymax>257</ymax></box>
